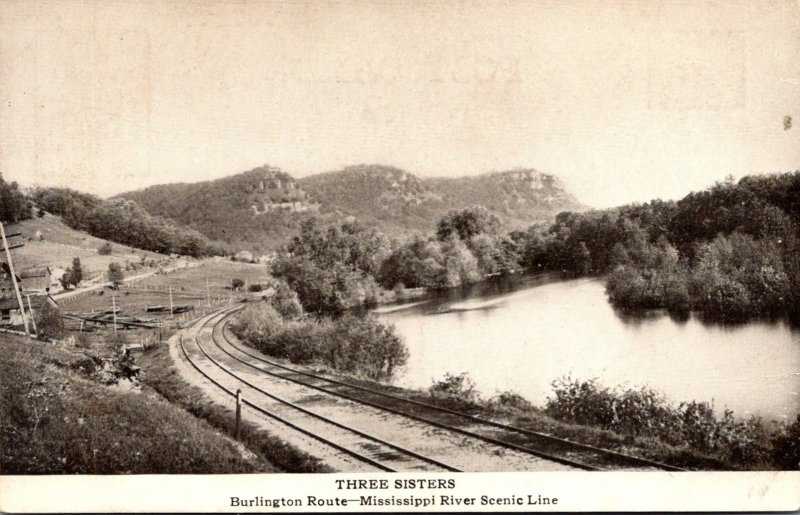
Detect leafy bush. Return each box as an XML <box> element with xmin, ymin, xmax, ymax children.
<box><xmin>230</xmin><ymin>302</ymin><xmax>408</xmax><ymax>381</ymax></box>
<box><xmin>231</xmin><ymin>278</ymin><xmax>244</xmax><ymax>291</ymax></box>
<box><xmin>488</xmin><ymin>391</ymin><xmax>533</xmax><ymax>413</ymax></box>
<box><xmin>247</xmin><ymin>284</ymin><xmax>263</xmax><ymax>292</ymax></box>
<box><xmin>546</xmin><ymin>377</ymin><xmax>777</xmax><ymax>467</ymax></box>
<box><xmin>268</xmin><ymin>280</ymin><xmax>303</xmax><ymax>319</ymax></box>
<box><xmin>97</xmin><ymin>242</ymin><xmax>113</xmax><ymax>255</ymax></box>
<box><xmin>107</xmin><ymin>262</ymin><xmax>124</xmax><ymax>285</ymax></box>
<box><xmin>770</xmin><ymin>415</ymin><xmax>800</xmax><ymax>470</ymax></box>
<box><xmin>428</xmin><ymin>372</ymin><xmax>482</xmax><ymax>411</ymax></box>
<box><xmin>34</xmin><ymin>302</ymin><xmax>64</xmax><ymax>340</ymax></box>
<box><xmin>59</xmin><ymin>257</ymin><xmax>83</xmax><ymax>290</ymax></box>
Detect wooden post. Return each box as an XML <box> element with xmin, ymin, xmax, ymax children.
<box><xmin>235</xmin><ymin>389</ymin><xmax>242</xmax><ymax>439</ymax></box>
<box><xmin>169</xmin><ymin>285</ymin><xmax>174</xmax><ymax>318</ymax></box>
<box><xmin>26</xmin><ymin>295</ymin><xmax>37</xmax><ymax>334</ymax></box>
<box><xmin>206</xmin><ymin>277</ymin><xmax>211</xmax><ymax>307</ymax></box>
<box><xmin>111</xmin><ymin>288</ymin><xmax>117</xmax><ymax>336</ymax></box>
<box><xmin>0</xmin><ymin>222</ymin><xmax>29</xmax><ymax>336</ymax></box>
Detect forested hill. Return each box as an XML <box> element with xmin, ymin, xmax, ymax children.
<box><xmin>116</xmin><ymin>164</ymin><xmax>581</xmax><ymax>252</ymax></box>
<box><xmin>114</xmin><ymin>166</ymin><xmax>329</xmax><ymax>253</ymax></box>
<box><xmin>426</xmin><ymin>169</ymin><xmax>579</xmax><ymax>228</ymax></box>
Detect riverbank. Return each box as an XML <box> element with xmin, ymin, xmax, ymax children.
<box><xmin>230</xmin><ymin>327</ymin><xmax>799</xmax><ymax>470</ymax></box>
<box><xmin>229</xmin><ymin>293</ymin><xmax>799</xmax><ymax>471</ymax></box>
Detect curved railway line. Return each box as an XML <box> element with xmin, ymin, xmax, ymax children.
<box><xmin>179</xmin><ymin>312</ymin><xmax>460</xmax><ymax>472</ymax></box>
<box><xmin>178</xmin><ymin>304</ymin><xmax>685</xmax><ymax>472</ymax></box>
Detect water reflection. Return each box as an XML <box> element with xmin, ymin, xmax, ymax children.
<box><xmin>377</xmin><ymin>274</ymin><xmax>800</xmax><ymax>421</ymax></box>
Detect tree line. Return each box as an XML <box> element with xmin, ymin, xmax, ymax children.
<box><xmin>29</xmin><ymin>187</ymin><xmax>224</xmax><ymax>257</ymax></box>
<box><xmin>270</xmin><ymin>207</ymin><xmax>523</xmax><ymax>316</ymax></box>
<box><xmin>274</xmin><ymin>171</ymin><xmax>800</xmax><ymax>324</ymax></box>
<box><xmin>0</xmin><ymin>174</ymin><xmax>32</xmax><ymax>224</ymax></box>
<box><xmin>520</xmin><ymin>172</ymin><xmax>800</xmax><ymax>323</ymax></box>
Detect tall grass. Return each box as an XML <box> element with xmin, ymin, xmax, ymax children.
<box><xmin>0</xmin><ymin>335</ymin><xmax>272</xmax><ymax>473</ymax></box>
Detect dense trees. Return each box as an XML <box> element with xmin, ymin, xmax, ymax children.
<box><xmin>378</xmin><ymin>207</ymin><xmax>522</xmax><ymax>290</ymax></box>
<box><xmin>30</xmin><ymin>188</ymin><xmax>223</xmax><ymax>257</ymax></box>
<box><xmin>521</xmin><ymin>171</ymin><xmax>800</xmax><ymax>323</ymax></box>
<box><xmin>271</xmin><ymin>219</ymin><xmax>387</xmax><ymax>315</ymax></box>
<box><xmin>59</xmin><ymin>258</ymin><xmax>84</xmax><ymax>290</ymax></box>
<box><xmin>0</xmin><ymin>174</ymin><xmax>31</xmax><ymax>223</ymax></box>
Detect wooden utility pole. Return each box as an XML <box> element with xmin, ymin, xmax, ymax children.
<box><xmin>26</xmin><ymin>295</ymin><xmax>37</xmax><ymax>334</ymax></box>
<box><xmin>206</xmin><ymin>277</ymin><xmax>211</xmax><ymax>307</ymax></box>
<box><xmin>111</xmin><ymin>288</ymin><xmax>117</xmax><ymax>336</ymax></box>
<box><xmin>169</xmin><ymin>285</ymin><xmax>174</xmax><ymax>317</ymax></box>
<box><xmin>0</xmin><ymin>222</ymin><xmax>29</xmax><ymax>336</ymax></box>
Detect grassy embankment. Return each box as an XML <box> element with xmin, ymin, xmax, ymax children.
<box><xmin>136</xmin><ymin>344</ymin><xmax>329</xmax><ymax>473</ymax></box>
<box><xmin>0</xmin><ymin>333</ymin><xmax>272</xmax><ymax>473</ymax></box>
<box><xmin>2</xmin><ymin>283</ymin><xmax>329</xmax><ymax>473</ymax></box>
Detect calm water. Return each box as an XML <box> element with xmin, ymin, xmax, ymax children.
<box><xmin>376</xmin><ymin>275</ymin><xmax>800</xmax><ymax>421</ymax></box>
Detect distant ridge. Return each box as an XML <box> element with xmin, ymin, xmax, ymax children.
<box><xmin>116</xmin><ymin>164</ymin><xmax>583</xmax><ymax>252</ymax></box>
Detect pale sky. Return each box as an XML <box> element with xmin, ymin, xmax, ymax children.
<box><xmin>1</xmin><ymin>0</ymin><xmax>798</xmax><ymax>208</ymax></box>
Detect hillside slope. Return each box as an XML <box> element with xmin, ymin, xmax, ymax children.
<box><xmin>6</xmin><ymin>212</ymin><xmax>173</xmax><ymax>284</ymax></box>
<box><xmin>117</xmin><ymin>167</ymin><xmax>334</xmax><ymax>254</ymax></box>
<box><xmin>427</xmin><ymin>169</ymin><xmax>580</xmax><ymax>228</ymax></box>
<box><xmin>298</xmin><ymin>165</ymin><xmax>446</xmax><ymax>233</ymax></box>
<box><xmin>117</xmin><ymin>164</ymin><xmax>583</xmax><ymax>252</ymax></box>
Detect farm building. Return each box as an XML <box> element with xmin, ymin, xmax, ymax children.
<box><xmin>19</xmin><ymin>266</ymin><xmax>63</xmax><ymax>294</ymax></box>
<box><xmin>0</xmin><ymin>294</ymin><xmax>58</xmax><ymax>326</ymax></box>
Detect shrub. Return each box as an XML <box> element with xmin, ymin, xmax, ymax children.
<box><xmin>98</xmin><ymin>242</ymin><xmax>113</xmax><ymax>255</ymax></box>
<box><xmin>428</xmin><ymin>372</ymin><xmax>482</xmax><ymax>411</ymax></box>
<box><xmin>230</xmin><ymin>303</ymin><xmax>407</xmax><ymax>381</ymax></box>
<box><xmin>546</xmin><ymin>377</ymin><xmax>777</xmax><ymax>467</ymax></box>
<box><xmin>770</xmin><ymin>415</ymin><xmax>800</xmax><ymax>470</ymax></box>
<box><xmin>34</xmin><ymin>302</ymin><xmax>64</xmax><ymax>340</ymax></box>
<box><xmin>107</xmin><ymin>262</ymin><xmax>124</xmax><ymax>285</ymax></box>
<box><xmin>489</xmin><ymin>391</ymin><xmax>533</xmax><ymax>413</ymax></box>
<box><xmin>231</xmin><ymin>278</ymin><xmax>244</xmax><ymax>291</ymax></box>
<box><xmin>248</xmin><ymin>283</ymin><xmax>263</xmax><ymax>292</ymax></box>
<box><xmin>268</xmin><ymin>280</ymin><xmax>303</xmax><ymax>319</ymax></box>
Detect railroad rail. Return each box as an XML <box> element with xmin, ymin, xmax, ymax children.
<box><xmin>179</xmin><ymin>310</ymin><xmax>462</xmax><ymax>472</ymax></box>
<box><xmin>213</xmin><ymin>305</ymin><xmax>685</xmax><ymax>472</ymax></box>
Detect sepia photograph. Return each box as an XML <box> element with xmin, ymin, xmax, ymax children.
<box><xmin>0</xmin><ymin>0</ymin><xmax>798</xmax><ymax>512</ymax></box>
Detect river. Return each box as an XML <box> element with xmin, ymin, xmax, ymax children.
<box><xmin>375</xmin><ymin>274</ymin><xmax>800</xmax><ymax>421</ymax></box>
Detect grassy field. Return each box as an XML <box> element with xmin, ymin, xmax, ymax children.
<box><xmin>6</xmin><ymin>213</ymin><xmax>169</xmax><ymax>274</ymax></box>
<box><xmin>56</xmin><ymin>261</ymin><xmax>274</xmax><ymax>361</ymax></box>
<box><xmin>0</xmin><ymin>332</ymin><xmax>277</xmax><ymax>473</ymax></box>
<box><xmin>60</xmin><ymin>260</ymin><xmax>266</xmax><ymax>315</ymax></box>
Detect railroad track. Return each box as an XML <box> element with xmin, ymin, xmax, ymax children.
<box><xmin>179</xmin><ymin>310</ymin><xmax>461</xmax><ymax>472</ymax></box>
<box><xmin>211</xmin><ymin>305</ymin><xmax>686</xmax><ymax>472</ymax></box>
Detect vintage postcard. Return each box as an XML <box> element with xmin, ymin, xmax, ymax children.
<box><xmin>0</xmin><ymin>0</ymin><xmax>798</xmax><ymax>512</ymax></box>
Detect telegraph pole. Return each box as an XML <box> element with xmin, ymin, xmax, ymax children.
<box><xmin>26</xmin><ymin>295</ymin><xmax>37</xmax><ymax>334</ymax></box>
<box><xmin>111</xmin><ymin>288</ymin><xmax>117</xmax><ymax>336</ymax></box>
<box><xmin>169</xmin><ymin>285</ymin><xmax>174</xmax><ymax>317</ymax></box>
<box><xmin>0</xmin><ymin>222</ymin><xmax>30</xmax><ymax>336</ymax></box>
<box><xmin>206</xmin><ymin>277</ymin><xmax>211</xmax><ymax>307</ymax></box>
